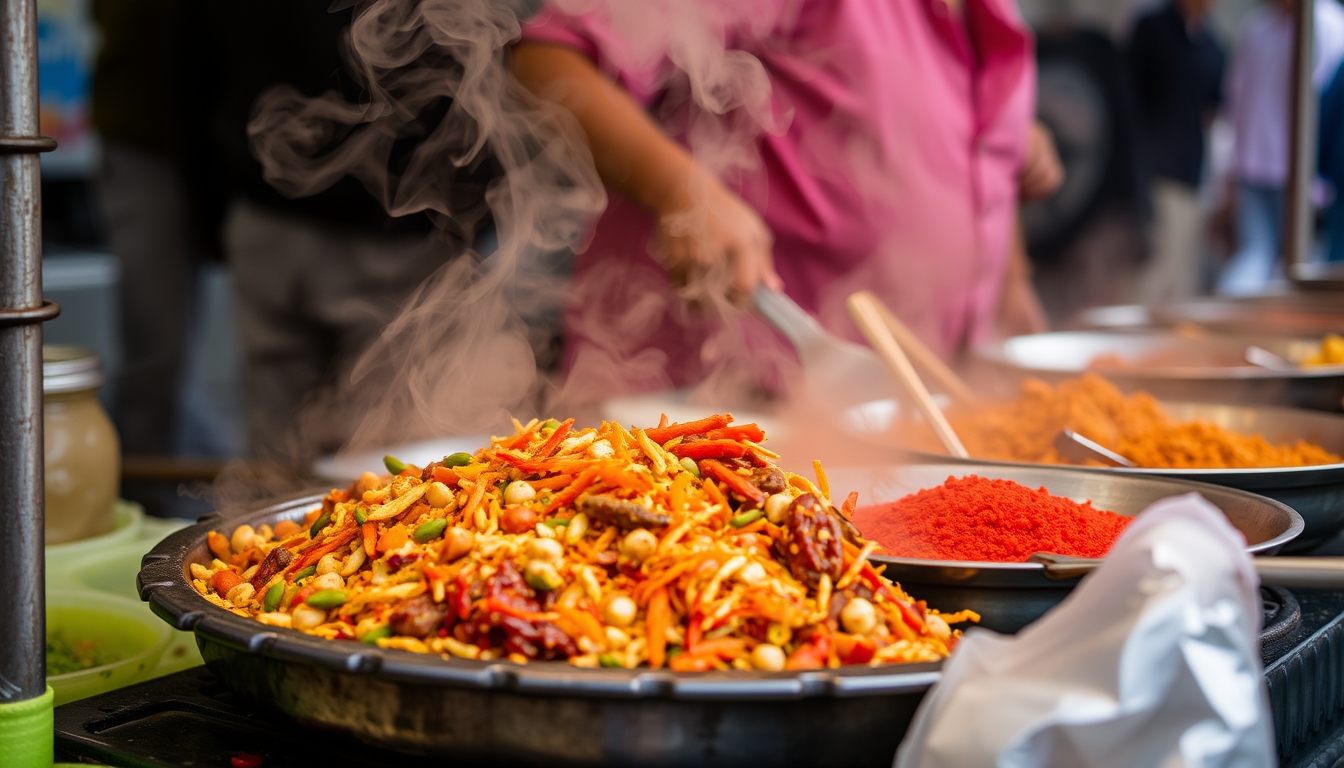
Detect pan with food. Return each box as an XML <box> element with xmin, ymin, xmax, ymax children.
<box><xmin>140</xmin><ymin>415</ymin><xmax>963</xmax><ymax>766</ymax></box>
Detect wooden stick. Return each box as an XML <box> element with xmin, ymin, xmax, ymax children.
<box><xmin>853</xmin><ymin>291</ymin><xmax>979</xmax><ymax>409</ymax></box>
<box><xmin>846</xmin><ymin>292</ymin><xmax>970</xmax><ymax>459</ymax></box>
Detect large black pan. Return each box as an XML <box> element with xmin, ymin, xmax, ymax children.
<box><xmin>138</xmin><ymin>492</ymin><xmax>940</xmax><ymax>768</ymax></box>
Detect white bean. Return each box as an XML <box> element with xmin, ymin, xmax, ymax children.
<box><xmin>602</xmin><ymin>596</ymin><xmax>637</xmax><ymax>627</ymax></box>
<box><xmin>291</xmin><ymin>604</ymin><xmax>327</xmax><ymax>630</ymax></box>
<box><xmin>313</xmin><ymin>572</ymin><xmax>345</xmax><ymax>591</ymax></box>
<box><xmin>841</xmin><ymin>597</ymin><xmax>877</xmax><ymax>635</ymax></box>
<box><xmin>316</xmin><ymin>553</ymin><xmax>342</xmax><ymax>576</ymax></box>
<box><xmin>230</xmin><ymin>525</ymin><xmax>256</xmax><ymax>555</ymax></box>
<box><xmin>565</xmin><ymin>513</ymin><xmax>589</xmax><ymax>544</ymax></box>
<box><xmin>503</xmin><ymin>481</ymin><xmax>536</xmax><ymax>506</ymax></box>
<box><xmin>426</xmin><ymin>481</ymin><xmax>454</xmax><ymax>509</ymax></box>
<box><xmin>764</xmin><ymin>493</ymin><xmax>793</xmax><ymax>525</ymax></box>
<box><xmin>340</xmin><ymin>546</ymin><xmax>367</xmax><ymax>577</ymax></box>
<box><xmin>751</xmin><ymin>644</ymin><xmax>786</xmax><ymax>671</ymax></box>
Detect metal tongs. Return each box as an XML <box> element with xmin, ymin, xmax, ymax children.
<box><xmin>1032</xmin><ymin>552</ymin><xmax>1344</xmax><ymax>588</ymax></box>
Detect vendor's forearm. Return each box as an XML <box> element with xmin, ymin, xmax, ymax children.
<box><xmin>512</xmin><ymin>42</ymin><xmax>700</xmax><ymax>216</ymax></box>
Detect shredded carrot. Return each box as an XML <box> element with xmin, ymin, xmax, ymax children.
<box><xmin>545</xmin><ymin>467</ymin><xmax>600</xmax><ymax>514</ymax></box>
<box><xmin>644</xmin><ymin>414</ymin><xmax>733</xmax><ymax>444</ymax></box>
<box><xmin>287</xmin><ymin>528</ymin><xmax>359</xmax><ymax>574</ymax></box>
<box><xmin>700</xmin><ymin>459</ymin><xmax>766</xmax><ymax>505</ymax></box>
<box><xmin>669</xmin><ymin>440</ymin><xmax>748</xmax><ymax>461</ymax></box>
<box><xmin>361</xmin><ymin>521</ymin><xmax>377</xmax><ymax>558</ymax></box>
<box><xmin>528</xmin><ymin>473</ymin><xmax>574</xmax><ymax>491</ymax></box>
<box><xmin>533</xmin><ymin>418</ymin><xmax>574</xmax><ymax>459</ymax></box>
<box><xmin>647</xmin><ymin>586</ymin><xmax>671</xmax><ymax>669</ymax></box>
<box><xmin>705</xmin><ymin>424</ymin><xmax>765</xmax><ymax>443</ymax></box>
<box><xmin>813</xmin><ymin>460</ymin><xmax>830</xmax><ymax>501</ymax></box>
<box><xmin>431</xmin><ymin>466</ymin><xmax>460</xmax><ymax>485</ymax></box>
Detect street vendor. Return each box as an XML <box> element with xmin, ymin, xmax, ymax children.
<box><xmin>513</xmin><ymin>0</ymin><xmax>1058</xmax><ymax>398</ymax></box>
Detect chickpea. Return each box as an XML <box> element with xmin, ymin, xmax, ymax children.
<box><xmin>602</xmin><ymin>595</ymin><xmax>638</xmax><ymax>628</ymax></box>
<box><xmin>354</xmin><ymin>471</ymin><xmax>382</xmax><ymax>498</ymax></box>
<box><xmin>840</xmin><ymin>597</ymin><xmax>877</xmax><ymax>635</ymax></box>
<box><xmin>527</xmin><ymin>538</ymin><xmax>564</xmax><ymax>563</ymax></box>
<box><xmin>230</xmin><ymin>525</ymin><xmax>256</xmax><ymax>555</ymax></box>
<box><xmin>313</xmin><ymin>572</ymin><xmax>345</xmax><ymax>591</ymax></box>
<box><xmin>225</xmin><ymin>582</ymin><xmax>256</xmax><ymax>607</ymax></box>
<box><xmin>441</xmin><ymin>527</ymin><xmax>475</xmax><ymax>562</ymax></box>
<box><xmin>503</xmin><ymin>480</ymin><xmax>537</xmax><ymax>506</ymax></box>
<box><xmin>751</xmin><ymin>644</ymin><xmax>786</xmax><ymax>672</ymax></box>
<box><xmin>291</xmin><ymin>603</ymin><xmax>327</xmax><ymax>630</ymax></box>
<box><xmin>925</xmin><ymin>614</ymin><xmax>951</xmax><ymax>640</ymax></box>
<box><xmin>621</xmin><ymin>529</ymin><xmax>658</xmax><ymax>563</ymax></box>
<box><xmin>764</xmin><ymin>493</ymin><xmax>793</xmax><ymax>525</ymax></box>
<box><xmin>316</xmin><ymin>553</ymin><xmax>343</xmax><ymax>576</ymax></box>
<box><xmin>425</xmin><ymin>481</ymin><xmax>454</xmax><ymax>509</ymax></box>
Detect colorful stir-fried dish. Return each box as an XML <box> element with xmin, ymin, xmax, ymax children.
<box><xmin>194</xmin><ymin>415</ymin><xmax>974</xmax><ymax>671</ymax></box>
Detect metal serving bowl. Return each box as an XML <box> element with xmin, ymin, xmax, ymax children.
<box><xmin>972</xmin><ymin>331</ymin><xmax>1344</xmax><ymax>412</ymax></box>
<box><xmin>139</xmin><ymin>493</ymin><xmax>941</xmax><ymax>767</ymax></box>
<box><xmin>827</xmin><ymin>464</ymin><xmax>1302</xmax><ymax>634</ymax></box>
<box><xmin>1075</xmin><ymin>299</ymin><xmax>1344</xmax><ymax>337</ymax></box>
<box><xmin>843</xmin><ymin>399</ymin><xmax>1344</xmax><ymax>551</ymax></box>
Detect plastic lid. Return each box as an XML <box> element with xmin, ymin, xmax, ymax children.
<box><xmin>43</xmin><ymin>345</ymin><xmax>104</xmax><ymax>394</ymax></box>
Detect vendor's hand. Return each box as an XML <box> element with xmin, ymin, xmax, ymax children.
<box><xmin>654</xmin><ymin>173</ymin><xmax>782</xmax><ymax>307</ymax></box>
<box><xmin>1018</xmin><ymin>121</ymin><xmax>1065</xmax><ymax>202</ymax></box>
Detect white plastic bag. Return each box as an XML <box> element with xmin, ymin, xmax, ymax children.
<box><xmin>895</xmin><ymin>493</ymin><xmax>1275</xmax><ymax>768</ymax></box>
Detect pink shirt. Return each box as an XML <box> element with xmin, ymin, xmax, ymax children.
<box><xmin>523</xmin><ymin>0</ymin><xmax>1034</xmax><ymax>395</ymax></box>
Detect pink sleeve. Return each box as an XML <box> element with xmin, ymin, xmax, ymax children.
<box><xmin>519</xmin><ymin>4</ymin><xmax>668</xmax><ymax>106</ymax></box>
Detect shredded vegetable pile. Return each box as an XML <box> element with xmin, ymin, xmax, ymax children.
<box><xmin>194</xmin><ymin>415</ymin><xmax>973</xmax><ymax>670</ymax></box>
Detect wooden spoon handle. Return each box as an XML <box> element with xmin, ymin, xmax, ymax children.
<box><xmin>847</xmin><ymin>292</ymin><xmax>970</xmax><ymax>459</ymax></box>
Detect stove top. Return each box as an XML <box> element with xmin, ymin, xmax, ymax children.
<box><xmin>55</xmin><ymin>589</ymin><xmax>1344</xmax><ymax>768</ymax></box>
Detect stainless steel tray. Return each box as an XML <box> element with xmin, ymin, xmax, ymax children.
<box><xmin>843</xmin><ymin>399</ymin><xmax>1344</xmax><ymax>550</ymax></box>
<box><xmin>1075</xmin><ymin>299</ymin><xmax>1344</xmax><ymax>337</ymax></box>
<box><xmin>972</xmin><ymin>331</ymin><xmax>1344</xmax><ymax>412</ymax></box>
<box><xmin>827</xmin><ymin>464</ymin><xmax>1302</xmax><ymax>634</ymax></box>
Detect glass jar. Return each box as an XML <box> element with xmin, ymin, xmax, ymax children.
<box><xmin>44</xmin><ymin>345</ymin><xmax>120</xmax><ymax>544</ymax></box>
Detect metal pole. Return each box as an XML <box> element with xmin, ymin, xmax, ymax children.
<box><xmin>1285</xmin><ymin>0</ymin><xmax>1316</xmax><ymax>273</ymax></box>
<box><xmin>0</xmin><ymin>0</ymin><xmax>58</xmax><ymax>704</ymax></box>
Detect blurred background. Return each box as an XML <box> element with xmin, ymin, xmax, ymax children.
<box><xmin>35</xmin><ymin>0</ymin><xmax>1344</xmax><ymax>519</ymax></box>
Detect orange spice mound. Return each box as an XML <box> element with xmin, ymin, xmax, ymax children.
<box><xmin>949</xmin><ymin>374</ymin><xmax>1342</xmax><ymax>469</ymax></box>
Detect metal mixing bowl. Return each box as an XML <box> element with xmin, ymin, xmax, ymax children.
<box><xmin>138</xmin><ymin>492</ymin><xmax>942</xmax><ymax>767</ymax></box>
<box><xmin>842</xmin><ymin>399</ymin><xmax>1344</xmax><ymax>551</ymax></box>
<box><xmin>1075</xmin><ymin>299</ymin><xmax>1344</xmax><ymax>337</ymax></box>
<box><xmin>972</xmin><ymin>331</ymin><xmax>1344</xmax><ymax>411</ymax></box>
<box><xmin>827</xmin><ymin>464</ymin><xmax>1302</xmax><ymax>634</ymax></box>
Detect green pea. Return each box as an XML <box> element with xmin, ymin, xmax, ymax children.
<box><xmin>598</xmin><ymin>653</ymin><xmax>625</xmax><ymax>668</ymax></box>
<box><xmin>443</xmin><ymin>452</ymin><xmax>473</xmax><ymax>468</ymax></box>
<box><xmin>542</xmin><ymin>419</ymin><xmax>561</xmax><ymax>431</ymax></box>
<box><xmin>730</xmin><ymin>509</ymin><xmax>764</xmax><ymax>528</ymax></box>
<box><xmin>354</xmin><ymin>507</ymin><xmax>368</xmax><ymax>525</ymax></box>
<box><xmin>414</xmin><ymin>518</ymin><xmax>448</xmax><ymax>544</ymax></box>
<box><xmin>383</xmin><ymin>455</ymin><xmax>408</xmax><ymax>474</ymax></box>
<box><xmin>305</xmin><ymin>589</ymin><xmax>348</xmax><ymax>609</ymax></box>
<box><xmin>360</xmin><ymin>625</ymin><xmax>393</xmax><ymax>644</ymax></box>
<box><xmin>542</xmin><ymin>518</ymin><xmax>571</xmax><ymax>528</ymax></box>
<box><xmin>263</xmin><ymin>581</ymin><xmax>284</xmax><ymax>612</ymax></box>
<box><xmin>293</xmin><ymin>565</ymin><xmax>317</xmax><ymax>583</ymax></box>
<box><xmin>679</xmin><ymin>457</ymin><xmax>700</xmax><ymax>477</ymax></box>
<box><xmin>308</xmin><ymin>511</ymin><xmax>332</xmax><ymax>539</ymax></box>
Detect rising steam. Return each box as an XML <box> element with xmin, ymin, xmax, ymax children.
<box><xmin>237</xmin><ymin>0</ymin><xmax>798</xmax><ymax>475</ymax></box>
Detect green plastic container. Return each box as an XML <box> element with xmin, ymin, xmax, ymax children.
<box><xmin>46</xmin><ymin>591</ymin><xmax>172</xmax><ymax>706</ymax></box>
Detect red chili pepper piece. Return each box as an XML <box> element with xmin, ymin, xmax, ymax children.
<box><xmin>669</xmin><ymin>440</ymin><xmax>748</xmax><ymax>461</ymax></box>
<box><xmin>643</xmin><ymin>414</ymin><xmax>733</xmax><ymax>444</ymax></box>
<box><xmin>699</xmin><ymin>459</ymin><xmax>766</xmax><ymax>506</ymax></box>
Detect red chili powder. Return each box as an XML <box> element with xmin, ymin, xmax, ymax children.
<box><xmin>852</xmin><ymin>475</ymin><xmax>1132</xmax><ymax>562</ymax></box>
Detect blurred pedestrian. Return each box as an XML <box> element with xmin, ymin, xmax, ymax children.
<box><xmin>1219</xmin><ymin>0</ymin><xmax>1344</xmax><ymax>295</ymax></box>
<box><xmin>1126</xmin><ymin>0</ymin><xmax>1226</xmax><ymax>303</ymax></box>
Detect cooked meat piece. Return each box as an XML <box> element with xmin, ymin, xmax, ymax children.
<box><xmin>783</xmin><ymin>493</ymin><xmax>843</xmax><ymax>589</ymax></box>
<box><xmin>751</xmin><ymin>467</ymin><xmax>787</xmax><ymax>495</ymax></box>
<box><xmin>248</xmin><ymin>545</ymin><xmax>293</xmax><ymax>591</ymax></box>
<box><xmin>579</xmin><ymin>494</ymin><xmax>672</xmax><ymax>529</ymax></box>
<box><xmin>389</xmin><ymin>595</ymin><xmax>449</xmax><ymax>639</ymax></box>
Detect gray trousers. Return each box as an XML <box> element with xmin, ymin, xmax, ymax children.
<box><xmin>224</xmin><ymin>199</ymin><xmax>446</xmax><ymax>461</ymax></box>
